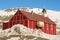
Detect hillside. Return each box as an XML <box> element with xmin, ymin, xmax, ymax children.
<box><xmin>0</xmin><ymin>8</ymin><xmax>60</xmax><ymax>28</ymax></box>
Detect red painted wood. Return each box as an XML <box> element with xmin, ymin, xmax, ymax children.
<box><xmin>50</xmin><ymin>24</ymin><xmax>53</xmax><ymax>34</ymax></box>
<box><xmin>53</xmin><ymin>24</ymin><xmax>56</xmax><ymax>35</ymax></box>
<box><xmin>33</xmin><ymin>21</ymin><xmax>36</xmax><ymax>29</ymax></box>
<box><xmin>46</xmin><ymin>24</ymin><xmax>49</xmax><ymax>34</ymax></box>
<box><xmin>23</xmin><ymin>20</ymin><xmax>27</xmax><ymax>26</ymax></box>
<box><xmin>28</xmin><ymin>20</ymin><xmax>32</xmax><ymax>29</ymax></box>
<box><xmin>3</xmin><ymin>22</ymin><xmax>9</xmax><ymax>30</ymax></box>
<box><xmin>26</xmin><ymin>20</ymin><xmax>36</xmax><ymax>29</ymax></box>
<box><xmin>3</xmin><ymin>10</ymin><xmax>28</xmax><ymax>30</ymax></box>
<box><xmin>48</xmin><ymin>24</ymin><xmax>51</xmax><ymax>34</ymax></box>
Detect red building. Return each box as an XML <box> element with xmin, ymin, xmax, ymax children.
<box><xmin>3</xmin><ymin>9</ymin><xmax>56</xmax><ymax>35</ymax></box>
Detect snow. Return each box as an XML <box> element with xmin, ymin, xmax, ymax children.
<box><xmin>3</xmin><ymin>21</ymin><xmax>9</xmax><ymax>22</ymax></box>
<box><xmin>0</xmin><ymin>10</ymin><xmax>16</xmax><ymax>16</ymax></box>
<box><xmin>0</xmin><ymin>24</ymin><xmax>43</xmax><ymax>36</ymax></box>
<box><xmin>57</xmin><ymin>29</ymin><xmax>60</xmax><ymax>31</ymax></box>
<box><xmin>0</xmin><ymin>24</ymin><xmax>60</xmax><ymax>40</ymax></box>
<box><xmin>7</xmin><ymin>37</ymin><xmax>20</xmax><ymax>40</ymax></box>
<box><xmin>41</xmin><ymin>32</ymin><xmax>60</xmax><ymax>40</ymax></box>
<box><xmin>10</xmin><ymin>24</ymin><xmax>60</xmax><ymax>40</ymax></box>
<box><xmin>47</xmin><ymin>10</ymin><xmax>60</xmax><ymax>27</ymax></box>
<box><xmin>0</xmin><ymin>8</ymin><xmax>60</xmax><ymax>40</ymax></box>
<box><xmin>0</xmin><ymin>8</ymin><xmax>60</xmax><ymax>27</ymax></box>
<box><xmin>31</xmin><ymin>8</ymin><xmax>60</xmax><ymax>28</ymax></box>
<box><xmin>32</xmin><ymin>8</ymin><xmax>60</xmax><ymax>28</ymax></box>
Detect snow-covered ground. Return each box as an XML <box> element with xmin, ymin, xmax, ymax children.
<box><xmin>7</xmin><ymin>37</ymin><xmax>20</xmax><ymax>40</ymax></box>
<box><xmin>0</xmin><ymin>8</ymin><xmax>60</xmax><ymax>40</ymax></box>
<box><xmin>0</xmin><ymin>24</ymin><xmax>60</xmax><ymax>40</ymax></box>
<box><xmin>8</xmin><ymin>24</ymin><xmax>60</xmax><ymax>40</ymax></box>
<box><xmin>41</xmin><ymin>32</ymin><xmax>60</xmax><ymax>40</ymax></box>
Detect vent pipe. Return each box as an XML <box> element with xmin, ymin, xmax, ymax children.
<box><xmin>42</xmin><ymin>9</ymin><xmax>47</xmax><ymax>17</ymax></box>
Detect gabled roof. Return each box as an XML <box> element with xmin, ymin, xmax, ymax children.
<box><xmin>18</xmin><ymin>10</ymin><xmax>55</xmax><ymax>24</ymax></box>
<box><xmin>3</xmin><ymin>9</ymin><xmax>55</xmax><ymax>24</ymax></box>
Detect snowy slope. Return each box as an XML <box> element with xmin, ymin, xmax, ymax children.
<box><xmin>10</xmin><ymin>24</ymin><xmax>60</xmax><ymax>40</ymax></box>
<box><xmin>0</xmin><ymin>8</ymin><xmax>60</xmax><ymax>28</ymax></box>
<box><xmin>47</xmin><ymin>10</ymin><xmax>60</xmax><ymax>27</ymax></box>
<box><xmin>1</xmin><ymin>24</ymin><xmax>60</xmax><ymax>40</ymax></box>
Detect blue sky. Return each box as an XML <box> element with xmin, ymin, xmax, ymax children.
<box><xmin>0</xmin><ymin>0</ymin><xmax>60</xmax><ymax>11</ymax></box>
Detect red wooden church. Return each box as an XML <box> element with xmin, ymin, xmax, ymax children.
<box><xmin>3</xmin><ymin>9</ymin><xmax>56</xmax><ymax>35</ymax></box>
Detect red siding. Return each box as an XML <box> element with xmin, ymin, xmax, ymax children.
<box><xmin>33</xmin><ymin>21</ymin><xmax>36</xmax><ymax>29</ymax></box>
<box><xmin>24</xmin><ymin>20</ymin><xmax>28</xmax><ymax>27</ymax></box>
<box><xmin>49</xmin><ymin>24</ymin><xmax>53</xmax><ymax>34</ymax></box>
<box><xmin>29</xmin><ymin>20</ymin><xmax>33</xmax><ymax>29</ymax></box>
<box><xmin>9</xmin><ymin>22</ymin><xmax>12</xmax><ymax>28</ymax></box>
<box><xmin>48</xmin><ymin>24</ymin><xmax>51</xmax><ymax>34</ymax></box>
<box><xmin>45</xmin><ymin>24</ymin><xmax>50</xmax><ymax>34</ymax></box>
<box><xmin>53</xmin><ymin>24</ymin><xmax>56</xmax><ymax>35</ymax></box>
<box><xmin>28</xmin><ymin>20</ymin><xmax>36</xmax><ymax>29</ymax></box>
<box><xmin>3</xmin><ymin>10</ymin><xmax>56</xmax><ymax>35</ymax></box>
<box><xmin>42</xmin><ymin>23</ymin><xmax>56</xmax><ymax>35</ymax></box>
<box><xmin>3</xmin><ymin>10</ymin><xmax>28</xmax><ymax>30</ymax></box>
<box><xmin>3</xmin><ymin>22</ymin><xmax>9</xmax><ymax>30</ymax></box>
